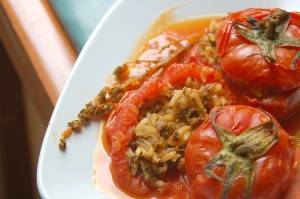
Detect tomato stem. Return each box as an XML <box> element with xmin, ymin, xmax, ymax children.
<box><xmin>204</xmin><ymin>107</ymin><xmax>278</xmax><ymax>199</ymax></box>
<box><xmin>234</xmin><ymin>9</ymin><xmax>300</xmax><ymax>69</ymax></box>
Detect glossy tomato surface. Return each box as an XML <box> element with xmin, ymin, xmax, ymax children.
<box><xmin>216</xmin><ymin>8</ymin><xmax>300</xmax><ymax>91</ymax></box>
<box><xmin>185</xmin><ymin>105</ymin><xmax>295</xmax><ymax>199</ymax></box>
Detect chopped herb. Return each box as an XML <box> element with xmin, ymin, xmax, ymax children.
<box><xmin>58</xmin><ymin>138</ymin><xmax>66</xmax><ymax>151</ymax></box>
<box><xmin>95</xmin><ymin>88</ymin><xmax>107</xmax><ymax>104</ymax></box>
<box><xmin>107</xmin><ymin>86</ymin><xmax>124</xmax><ymax>102</ymax></box>
<box><xmin>67</xmin><ymin>119</ymin><xmax>81</xmax><ymax>130</ymax></box>
<box><xmin>113</xmin><ymin>65</ymin><xmax>128</xmax><ymax>81</ymax></box>
<box><xmin>59</xmin><ymin>102</ymin><xmax>113</xmax><ymax>151</ymax></box>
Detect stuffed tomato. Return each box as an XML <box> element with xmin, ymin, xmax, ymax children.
<box><xmin>104</xmin><ymin>63</ymin><xmax>234</xmax><ymax>198</ymax></box>
<box><xmin>185</xmin><ymin>105</ymin><xmax>295</xmax><ymax>199</ymax></box>
<box><xmin>215</xmin><ymin>8</ymin><xmax>300</xmax><ymax>119</ymax></box>
<box><xmin>216</xmin><ymin>8</ymin><xmax>300</xmax><ymax>91</ymax></box>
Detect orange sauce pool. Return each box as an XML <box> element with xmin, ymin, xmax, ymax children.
<box><xmin>165</xmin><ymin>17</ymin><xmax>216</xmax><ymax>36</ymax></box>
<box><xmin>130</xmin><ymin>16</ymin><xmax>219</xmax><ymax>61</ymax></box>
<box><xmin>92</xmin><ymin>15</ymin><xmax>300</xmax><ymax>199</ymax></box>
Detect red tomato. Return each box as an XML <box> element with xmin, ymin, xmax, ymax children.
<box><xmin>105</xmin><ymin>63</ymin><xmax>225</xmax><ymax>197</ymax></box>
<box><xmin>185</xmin><ymin>105</ymin><xmax>295</xmax><ymax>199</ymax></box>
<box><xmin>216</xmin><ymin>8</ymin><xmax>300</xmax><ymax>91</ymax></box>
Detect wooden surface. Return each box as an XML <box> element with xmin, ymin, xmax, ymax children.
<box><xmin>0</xmin><ymin>1</ymin><xmax>78</xmax><ymax>198</ymax></box>
<box><xmin>0</xmin><ymin>0</ymin><xmax>77</xmax><ymax>104</ymax></box>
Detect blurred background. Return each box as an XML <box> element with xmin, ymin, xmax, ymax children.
<box><xmin>0</xmin><ymin>0</ymin><xmax>116</xmax><ymax>198</ymax></box>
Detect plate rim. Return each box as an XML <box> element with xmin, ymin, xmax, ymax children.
<box><xmin>36</xmin><ymin>0</ymin><xmax>124</xmax><ymax>198</ymax></box>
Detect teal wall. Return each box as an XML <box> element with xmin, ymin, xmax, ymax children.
<box><xmin>50</xmin><ymin>0</ymin><xmax>117</xmax><ymax>51</ymax></box>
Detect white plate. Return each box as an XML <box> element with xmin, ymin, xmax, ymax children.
<box><xmin>37</xmin><ymin>0</ymin><xmax>300</xmax><ymax>198</ymax></box>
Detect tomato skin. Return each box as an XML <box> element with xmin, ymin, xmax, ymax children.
<box><xmin>216</xmin><ymin>8</ymin><xmax>300</xmax><ymax>91</ymax></box>
<box><xmin>105</xmin><ymin>63</ymin><xmax>225</xmax><ymax>197</ymax></box>
<box><xmin>185</xmin><ymin>105</ymin><xmax>295</xmax><ymax>199</ymax></box>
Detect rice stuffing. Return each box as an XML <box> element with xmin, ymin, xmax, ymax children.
<box><xmin>199</xmin><ymin>19</ymin><xmax>220</xmax><ymax>65</ymax></box>
<box><xmin>126</xmin><ymin>77</ymin><xmax>228</xmax><ymax>187</ymax></box>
